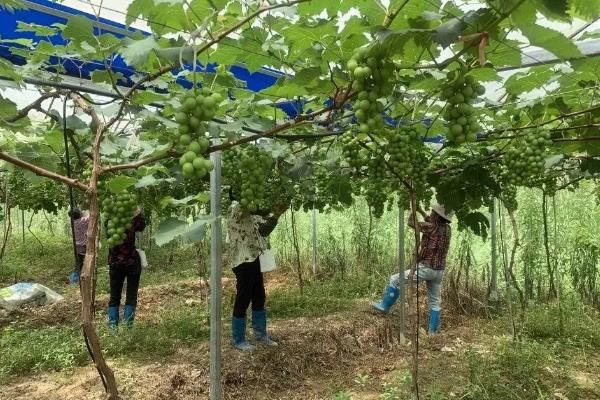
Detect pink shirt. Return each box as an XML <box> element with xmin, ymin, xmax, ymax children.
<box><xmin>74</xmin><ymin>215</ymin><xmax>89</xmax><ymax>254</ymax></box>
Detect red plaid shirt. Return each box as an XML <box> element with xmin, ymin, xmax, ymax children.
<box><xmin>416</xmin><ymin>219</ymin><xmax>451</xmax><ymax>270</ymax></box>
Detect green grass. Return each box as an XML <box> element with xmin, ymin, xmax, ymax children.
<box><xmin>0</xmin><ymin>302</ymin><xmax>209</xmax><ymax>383</ymax></box>
<box><xmin>522</xmin><ymin>296</ymin><xmax>600</xmax><ymax>348</ymax></box>
<box><xmin>268</xmin><ymin>275</ymin><xmax>374</xmax><ymax>319</ymax></box>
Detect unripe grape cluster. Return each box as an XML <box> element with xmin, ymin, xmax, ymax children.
<box><xmin>347</xmin><ymin>47</ymin><xmax>395</xmax><ymax>134</ymax></box>
<box><xmin>341</xmin><ymin>133</ymin><xmax>364</xmax><ymax>169</ymax></box>
<box><xmin>441</xmin><ymin>70</ymin><xmax>485</xmax><ymax>144</ymax></box>
<box><xmin>386</xmin><ymin>126</ymin><xmax>429</xmax><ymax>190</ymax></box>
<box><xmin>81</xmin><ymin>168</ymin><xmax>139</xmax><ymax>247</ymax></box>
<box><xmin>503</xmin><ymin>130</ymin><xmax>552</xmax><ymax>187</ymax></box>
<box><xmin>173</xmin><ymin>88</ymin><xmax>221</xmax><ymax>179</ymax></box>
<box><xmin>102</xmin><ymin>191</ymin><xmax>138</xmax><ymax>247</ymax></box>
<box><xmin>364</xmin><ymin>180</ymin><xmax>389</xmax><ymax>218</ymax></box>
<box><xmin>499</xmin><ymin>184</ymin><xmax>518</xmax><ymax>212</ymax></box>
<box><xmin>363</xmin><ymin>154</ymin><xmax>389</xmax><ymax>218</ymax></box>
<box><xmin>224</xmin><ymin>146</ymin><xmax>273</xmax><ymax>213</ymax></box>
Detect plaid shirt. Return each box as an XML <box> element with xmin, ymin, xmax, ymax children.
<box><xmin>416</xmin><ymin>219</ymin><xmax>451</xmax><ymax>270</ymax></box>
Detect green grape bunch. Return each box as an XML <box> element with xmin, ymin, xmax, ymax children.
<box><xmin>364</xmin><ymin>180</ymin><xmax>389</xmax><ymax>218</ymax></box>
<box><xmin>173</xmin><ymin>88</ymin><xmax>221</xmax><ymax>179</ymax></box>
<box><xmin>347</xmin><ymin>47</ymin><xmax>395</xmax><ymax>134</ymax></box>
<box><xmin>386</xmin><ymin>125</ymin><xmax>429</xmax><ymax>191</ymax></box>
<box><xmin>225</xmin><ymin>146</ymin><xmax>273</xmax><ymax>213</ymax></box>
<box><xmin>499</xmin><ymin>184</ymin><xmax>518</xmax><ymax>212</ymax></box>
<box><xmin>340</xmin><ymin>133</ymin><xmax>364</xmax><ymax>170</ymax></box>
<box><xmin>82</xmin><ymin>166</ymin><xmax>107</xmax><ymax>196</ymax></box>
<box><xmin>503</xmin><ymin>130</ymin><xmax>552</xmax><ymax>187</ymax></box>
<box><xmin>102</xmin><ymin>190</ymin><xmax>138</xmax><ymax>247</ymax></box>
<box><xmin>441</xmin><ymin>68</ymin><xmax>485</xmax><ymax>144</ymax></box>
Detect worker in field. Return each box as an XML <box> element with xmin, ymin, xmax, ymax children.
<box><xmin>227</xmin><ymin>196</ymin><xmax>288</xmax><ymax>352</ymax></box>
<box><xmin>69</xmin><ymin>207</ymin><xmax>89</xmax><ymax>284</ymax></box>
<box><xmin>371</xmin><ymin>204</ymin><xmax>453</xmax><ymax>335</ymax></box>
<box><xmin>107</xmin><ymin>208</ymin><xmax>146</xmax><ymax>329</ymax></box>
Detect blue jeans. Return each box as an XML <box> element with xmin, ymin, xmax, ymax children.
<box><xmin>390</xmin><ymin>264</ymin><xmax>444</xmax><ymax>311</ymax></box>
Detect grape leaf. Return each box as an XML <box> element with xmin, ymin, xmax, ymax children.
<box><xmin>570</xmin><ymin>0</ymin><xmax>600</xmax><ymax>20</ymax></box>
<box><xmin>153</xmin><ymin>216</ymin><xmax>213</xmax><ymax>246</ymax></box>
<box><xmin>91</xmin><ymin>70</ymin><xmax>125</xmax><ymax>85</ymax></box>
<box><xmin>504</xmin><ymin>67</ymin><xmax>554</xmax><ymax>96</ymax></box>
<box><xmin>458</xmin><ymin>211</ymin><xmax>490</xmax><ymax>240</ymax></box>
<box><xmin>106</xmin><ymin>175</ymin><xmax>137</xmax><ymax>194</ymax></box>
<box><xmin>511</xmin><ymin>3</ymin><xmax>582</xmax><ymax>60</ymax></box>
<box><xmin>131</xmin><ymin>91</ymin><xmax>168</xmax><ymax>105</ymax></box>
<box><xmin>120</xmin><ymin>36</ymin><xmax>160</xmax><ymax>67</ymax></box>
<box><xmin>16</xmin><ymin>21</ymin><xmax>59</xmax><ymax>36</ymax></box>
<box><xmin>62</xmin><ymin>15</ymin><xmax>95</xmax><ymax>45</ymax></box>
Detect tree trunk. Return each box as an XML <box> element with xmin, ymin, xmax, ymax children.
<box><xmin>80</xmin><ymin>184</ymin><xmax>119</xmax><ymax>398</ymax></box>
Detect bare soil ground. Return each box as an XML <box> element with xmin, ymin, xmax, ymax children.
<box><xmin>1</xmin><ymin>277</ymin><xmax>599</xmax><ymax>400</ymax></box>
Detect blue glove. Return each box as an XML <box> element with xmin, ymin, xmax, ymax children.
<box><xmin>69</xmin><ymin>271</ymin><xmax>80</xmax><ymax>284</ymax></box>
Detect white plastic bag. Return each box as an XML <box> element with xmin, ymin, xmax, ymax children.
<box><xmin>137</xmin><ymin>249</ymin><xmax>148</xmax><ymax>268</ymax></box>
<box><xmin>0</xmin><ymin>283</ymin><xmax>64</xmax><ymax>311</ymax></box>
<box><xmin>259</xmin><ymin>249</ymin><xmax>277</xmax><ymax>273</ymax></box>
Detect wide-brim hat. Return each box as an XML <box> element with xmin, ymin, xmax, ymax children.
<box><xmin>432</xmin><ymin>204</ymin><xmax>454</xmax><ymax>222</ymax></box>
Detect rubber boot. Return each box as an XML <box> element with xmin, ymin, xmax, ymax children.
<box><xmin>69</xmin><ymin>271</ymin><xmax>80</xmax><ymax>284</ymax></box>
<box><xmin>108</xmin><ymin>306</ymin><xmax>119</xmax><ymax>330</ymax></box>
<box><xmin>252</xmin><ymin>309</ymin><xmax>278</xmax><ymax>346</ymax></box>
<box><xmin>123</xmin><ymin>305</ymin><xmax>136</xmax><ymax>328</ymax></box>
<box><xmin>232</xmin><ymin>316</ymin><xmax>256</xmax><ymax>352</ymax></box>
<box><xmin>428</xmin><ymin>309</ymin><xmax>441</xmax><ymax>335</ymax></box>
<box><xmin>370</xmin><ymin>285</ymin><xmax>400</xmax><ymax>313</ymax></box>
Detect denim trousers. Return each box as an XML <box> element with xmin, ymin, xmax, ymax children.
<box><xmin>390</xmin><ymin>264</ymin><xmax>444</xmax><ymax>311</ymax></box>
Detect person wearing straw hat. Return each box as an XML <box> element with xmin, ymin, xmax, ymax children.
<box><xmin>370</xmin><ymin>204</ymin><xmax>453</xmax><ymax>335</ymax></box>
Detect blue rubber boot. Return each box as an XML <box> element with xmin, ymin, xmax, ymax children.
<box><xmin>370</xmin><ymin>285</ymin><xmax>400</xmax><ymax>313</ymax></box>
<box><xmin>252</xmin><ymin>309</ymin><xmax>278</xmax><ymax>347</ymax></box>
<box><xmin>428</xmin><ymin>309</ymin><xmax>441</xmax><ymax>335</ymax></box>
<box><xmin>108</xmin><ymin>306</ymin><xmax>119</xmax><ymax>330</ymax></box>
<box><xmin>123</xmin><ymin>305</ymin><xmax>136</xmax><ymax>328</ymax></box>
<box><xmin>69</xmin><ymin>271</ymin><xmax>80</xmax><ymax>284</ymax></box>
<box><xmin>232</xmin><ymin>316</ymin><xmax>256</xmax><ymax>352</ymax></box>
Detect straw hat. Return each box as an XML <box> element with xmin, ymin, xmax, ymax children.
<box><xmin>432</xmin><ymin>204</ymin><xmax>454</xmax><ymax>222</ymax></box>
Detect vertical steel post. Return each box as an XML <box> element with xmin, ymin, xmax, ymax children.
<box><xmin>209</xmin><ymin>140</ymin><xmax>223</xmax><ymax>400</ymax></box>
<box><xmin>398</xmin><ymin>206</ymin><xmax>406</xmax><ymax>343</ymax></box>
<box><xmin>490</xmin><ymin>198</ymin><xmax>498</xmax><ymax>300</ymax></box>
<box><xmin>311</xmin><ymin>207</ymin><xmax>317</xmax><ymax>275</ymax></box>
<box><xmin>21</xmin><ymin>209</ymin><xmax>25</xmax><ymax>244</ymax></box>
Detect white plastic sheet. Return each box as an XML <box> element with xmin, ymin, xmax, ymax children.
<box><xmin>0</xmin><ymin>282</ymin><xmax>64</xmax><ymax>311</ymax></box>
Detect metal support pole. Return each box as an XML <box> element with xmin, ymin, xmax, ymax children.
<box><xmin>311</xmin><ymin>207</ymin><xmax>317</xmax><ymax>275</ymax></box>
<box><xmin>490</xmin><ymin>198</ymin><xmax>498</xmax><ymax>301</ymax></box>
<box><xmin>21</xmin><ymin>209</ymin><xmax>25</xmax><ymax>244</ymax></box>
<box><xmin>209</xmin><ymin>139</ymin><xmax>223</xmax><ymax>400</ymax></box>
<box><xmin>398</xmin><ymin>205</ymin><xmax>406</xmax><ymax>343</ymax></box>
